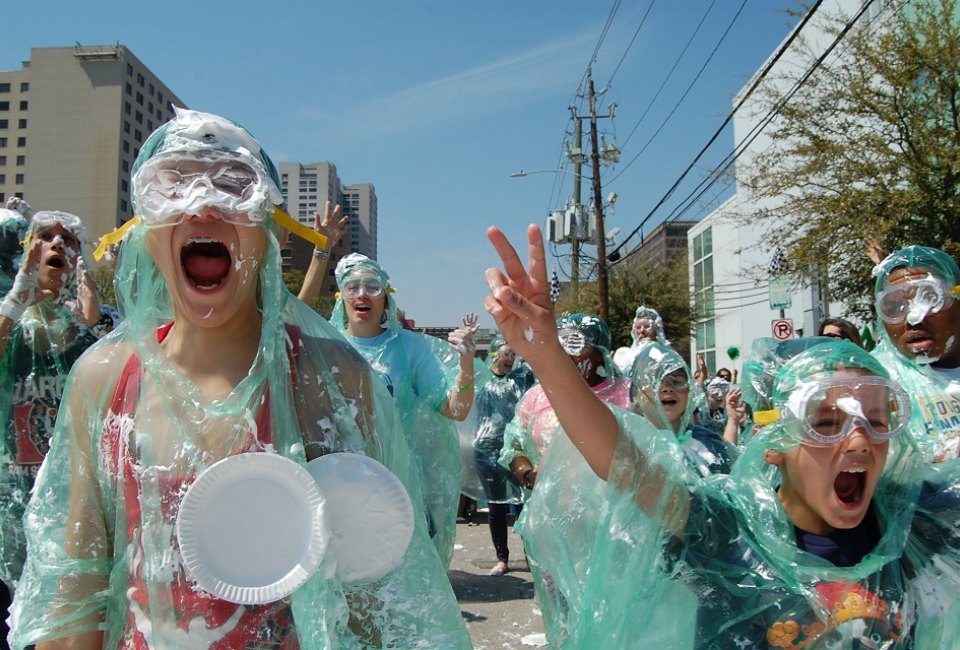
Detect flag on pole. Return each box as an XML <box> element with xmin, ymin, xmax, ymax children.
<box><xmin>550</xmin><ymin>269</ymin><xmax>561</xmax><ymax>303</ymax></box>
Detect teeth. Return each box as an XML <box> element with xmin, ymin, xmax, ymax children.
<box><xmin>186</xmin><ymin>236</ymin><xmax>222</xmax><ymax>245</ymax></box>
<box><xmin>841</xmin><ymin>467</ymin><xmax>866</xmax><ymax>473</ymax></box>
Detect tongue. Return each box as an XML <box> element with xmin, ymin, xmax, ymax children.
<box><xmin>834</xmin><ymin>472</ymin><xmax>860</xmax><ymax>503</ymax></box>
<box><xmin>184</xmin><ymin>253</ymin><xmax>230</xmax><ymax>287</ymax></box>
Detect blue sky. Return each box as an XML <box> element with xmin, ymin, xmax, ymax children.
<box><xmin>2</xmin><ymin>0</ymin><xmax>802</xmax><ymax>327</ymax></box>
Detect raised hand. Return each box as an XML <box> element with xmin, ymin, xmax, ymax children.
<box><xmin>448</xmin><ymin>311</ymin><xmax>480</xmax><ymax>360</ymax></box>
<box><xmin>0</xmin><ymin>239</ymin><xmax>56</xmax><ymax>320</ymax></box>
<box><xmin>483</xmin><ymin>225</ymin><xmax>558</xmax><ymax>363</ymax></box>
<box><xmin>313</xmin><ymin>201</ymin><xmax>350</xmax><ymax>254</ymax></box>
<box><xmin>72</xmin><ymin>255</ymin><xmax>102</xmax><ymax>327</ymax></box>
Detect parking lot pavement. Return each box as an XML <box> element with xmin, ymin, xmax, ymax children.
<box><xmin>448</xmin><ymin>512</ymin><xmax>547</xmax><ymax>649</ymax></box>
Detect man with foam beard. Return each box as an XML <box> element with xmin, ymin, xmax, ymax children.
<box><xmin>871</xmin><ymin>245</ymin><xmax>960</xmax><ymax>463</ymax></box>
<box><xmin>0</xmin><ymin>210</ymin><xmax>103</xmax><ymax>647</ymax></box>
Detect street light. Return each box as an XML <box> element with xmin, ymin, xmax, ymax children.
<box><xmin>509</xmin><ymin>169</ymin><xmax>589</xmax><ymax>179</ymax></box>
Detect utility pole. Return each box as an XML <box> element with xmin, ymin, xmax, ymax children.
<box><xmin>588</xmin><ymin>70</ymin><xmax>610</xmax><ymax>321</ymax></box>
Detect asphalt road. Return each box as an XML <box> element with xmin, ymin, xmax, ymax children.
<box><xmin>448</xmin><ymin>511</ymin><xmax>547</xmax><ymax>649</ymax></box>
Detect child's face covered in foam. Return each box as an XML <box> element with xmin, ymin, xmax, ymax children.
<box><xmin>32</xmin><ymin>223</ymin><xmax>81</xmax><ymax>294</ymax></box>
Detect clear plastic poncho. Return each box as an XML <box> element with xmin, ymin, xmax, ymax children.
<box><xmin>0</xmin><ymin>211</ymin><xmax>99</xmax><ymax>590</ymax></box>
<box><xmin>628</xmin><ymin>342</ymin><xmax>737</xmax><ymax>477</ymax></box>
<box><xmin>612</xmin><ymin>306</ymin><xmax>669</xmax><ymax>373</ymax></box>
<box><xmin>526</xmin><ymin>338</ymin><xmax>960</xmax><ymax>648</ymax></box>
<box><xmin>0</xmin><ymin>209</ymin><xmax>28</xmax><ymax>296</ymax></box>
<box><xmin>461</xmin><ymin>335</ymin><xmax>535</xmax><ymax>507</ymax></box>
<box><xmin>330</xmin><ymin>254</ymin><xmax>464</xmax><ymax>569</ymax></box>
<box><xmin>871</xmin><ymin>245</ymin><xmax>960</xmax><ymax>463</ymax></box>
<box><xmin>9</xmin><ymin>110</ymin><xmax>471</xmax><ymax>650</ymax></box>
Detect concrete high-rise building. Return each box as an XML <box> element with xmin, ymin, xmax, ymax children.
<box><xmin>0</xmin><ymin>45</ymin><xmax>186</xmax><ymax>242</ymax></box>
<box><xmin>278</xmin><ymin>162</ymin><xmax>377</xmax><ymax>301</ymax></box>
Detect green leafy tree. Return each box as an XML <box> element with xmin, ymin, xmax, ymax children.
<box><xmin>282</xmin><ymin>269</ymin><xmax>306</xmax><ymax>296</ymax></box>
<box><xmin>90</xmin><ymin>262</ymin><xmax>117</xmax><ymax>310</ymax></box>
<box><xmin>739</xmin><ymin>0</ymin><xmax>960</xmax><ymax>319</ymax></box>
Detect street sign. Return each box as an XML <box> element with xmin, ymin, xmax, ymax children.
<box><xmin>768</xmin><ymin>276</ymin><xmax>792</xmax><ymax>310</ymax></box>
<box><xmin>772</xmin><ymin>319</ymin><xmax>794</xmax><ymax>340</ymax></box>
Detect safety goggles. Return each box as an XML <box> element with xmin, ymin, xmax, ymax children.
<box><xmin>558</xmin><ymin>328</ymin><xmax>590</xmax><ymax>356</ymax></box>
<box><xmin>876</xmin><ymin>275</ymin><xmax>958</xmax><ymax>326</ymax></box>
<box><xmin>342</xmin><ymin>278</ymin><xmax>384</xmax><ymax>300</ymax></box>
<box><xmin>661</xmin><ymin>374</ymin><xmax>690</xmax><ymax>391</ymax></box>
<box><xmin>782</xmin><ymin>376</ymin><xmax>911</xmax><ymax>447</ymax></box>
<box><xmin>132</xmin><ymin>150</ymin><xmax>273</xmax><ymax>227</ymax></box>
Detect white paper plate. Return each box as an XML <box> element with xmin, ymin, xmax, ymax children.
<box><xmin>176</xmin><ymin>452</ymin><xmax>328</xmax><ymax>605</ymax></box>
<box><xmin>306</xmin><ymin>453</ymin><xmax>414</xmax><ymax>583</ymax></box>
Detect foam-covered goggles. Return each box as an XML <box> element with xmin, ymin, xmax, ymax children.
<box><xmin>876</xmin><ymin>275</ymin><xmax>958</xmax><ymax>326</ymax></box>
<box><xmin>783</xmin><ymin>376</ymin><xmax>911</xmax><ymax>447</ymax></box>
<box><xmin>132</xmin><ymin>150</ymin><xmax>273</xmax><ymax>226</ymax></box>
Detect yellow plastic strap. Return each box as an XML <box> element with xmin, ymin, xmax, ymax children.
<box><xmin>94</xmin><ymin>216</ymin><xmax>141</xmax><ymax>261</ymax></box>
<box><xmin>953</xmin><ymin>285</ymin><xmax>960</xmax><ymax>298</ymax></box>
<box><xmin>274</xmin><ymin>207</ymin><xmax>328</xmax><ymax>250</ymax></box>
<box><xmin>752</xmin><ymin>408</ymin><xmax>781</xmax><ymax>426</ymax></box>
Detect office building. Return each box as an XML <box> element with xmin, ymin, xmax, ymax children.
<box><xmin>0</xmin><ymin>44</ymin><xmax>186</xmax><ymax>241</ymax></box>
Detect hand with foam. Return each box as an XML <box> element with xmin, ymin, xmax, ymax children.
<box><xmin>448</xmin><ymin>312</ymin><xmax>479</xmax><ymax>364</ymax></box>
<box><xmin>0</xmin><ymin>239</ymin><xmax>55</xmax><ymax>321</ymax></box>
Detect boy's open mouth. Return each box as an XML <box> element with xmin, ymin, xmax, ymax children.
<box><xmin>834</xmin><ymin>467</ymin><xmax>866</xmax><ymax>506</ymax></box>
<box><xmin>181</xmin><ymin>237</ymin><xmax>231</xmax><ymax>290</ymax></box>
<box><xmin>353</xmin><ymin>303</ymin><xmax>372</xmax><ymax>314</ymax></box>
<box><xmin>46</xmin><ymin>257</ymin><xmax>65</xmax><ymax>269</ymax></box>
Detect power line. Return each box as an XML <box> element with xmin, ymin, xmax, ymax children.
<box><xmin>604</xmin><ymin>0</ymin><xmax>659</xmax><ymax>90</ymax></box>
<box><xmin>606</xmin><ymin>0</ymin><xmax>829</xmax><ymax>265</ymax></box>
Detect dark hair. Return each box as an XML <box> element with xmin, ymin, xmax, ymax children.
<box><xmin>817</xmin><ymin>317</ymin><xmax>864</xmax><ymax>348</ymax></box>
<box><xmin>716</xmin><ymin>367</ymin><xmax>732</xmax><ymax>381</ymax></box>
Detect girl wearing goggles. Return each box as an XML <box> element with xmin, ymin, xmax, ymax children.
<box><xmin>484</xmin><ymin>225</ymin><xmax>960</xmax><ymax>648</ymax></box>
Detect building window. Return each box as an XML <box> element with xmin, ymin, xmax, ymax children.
<box><xmin>157</xmin><ymin>91</ymin><xmax>163</xmax><ymax>104</ymax></box>
<box><xmin>0</xmin><ymin>102</ymin><xmax>8</xmax><ymax>111</ymax></box>
<box><xmin>15</xmin><ymin>155</ymin><xmax>24</xmax><ymax>166</ymax></box>
<box><xmin>0</xmin><ymin>175</ymin><xmax>4</xmax><ymax>183</ymax></box>
<box><xmin>147</xmin><ymin>101</ymin><xmax>153</xmax><ymax>113</ymax></box>
<box><xmin>17</xmin><ymin>119</ymin><xmax>26</xmax><ymax>129</ymax></box>
<box><xmin>135</xmin><ymin>111</ymin><xmax>142</xmax><ymax>124</ymax></box>
<box><xmin>19</xmin><ymin>83</ymin><xmax>28</xmax><ymax>93</ymax></box>
<box><xmin>127</xmin><ymin>63</ymin><xmax>133</xmax><ymax>76</ymax></box>
<box><xmin>136</xmin><ymin>92</ymin><xmax>143</xmax><ymax>104</ymax></box>
<box><xmin>15</xmin><ymin>174</ymin><xmax>23</xmax><ymax>184</ymax></box>
<box><xmin>692</xmin><ymin>226</ymin><xmax>716</xmax><ymax>374</ymax></box>
<box><xmin>147</xmin><ymin>120</ymin><xmax>153</xmax><ymax>131</ymax></box>
<box><xmin>137</xmin><ymin>73</ymin><xmax>144</xmax><ymax>86</ymax></box>
<box><xmin>123</xmin><ymin>141</ymin><xmax>129</xmax><ymax>153</ymax></box>
<box><xmin>126</xmin><ymin>82</ymin><xmax>132</xmax><ymax>96</ymax></box>
<box><xmin>121</xmin><ymin>180</ymin><xmax>128</xmax><ymax>192</ymax></box>
<box><xmin>0</xmin><ymin>84</ymin><xmax>8</xmax><ymax>93</ymax></box>
<box><xmin>149</xmin><ymin>83</ymin><xmax>154</xmax><ymax>96</ymax></box>
<box><xmin>121</xmin><ymin>199</ymin><xmax>128</xmax><ymax>212</ymax></box>
<box><xmin>16</xmin><ymin>137</ymin><xmax>24</xmax><ymax>147</ymax></box>
<box><xmin>124</xmin><ymin>121</ymin><xmax>130</xmax><ymax>134</ymax></box>
<box><xmin>18</xmin><ymin>101</ymin><xmax>26</xmax><ymax>111</ymax></box>
<box><xmin>0</xmin><ymin>138</ymin><xmax>5</xmax><ymax>148</ymax></box>
<box><xmin>125</xmin><ymin>102</ymin><xmax>131</xmax><ymax>115</ymax></box>
<box><xmin>134</xmin><ymin>129</ymin><xmax>142</xmax><ymax>142</ymax></box>
<box><xmin>122</xmin><ymin>160</ymin><xmax>129</xmax><ymax>172</ymax></box>
<box><xmin>0</xmin><ymin>121</ymin><xmax>7</xmax><ymax>129</ymax></box>
<box><xmin>0</xmin><ymin>194</ymin><xmax>4</xmax><ymax>203</ymax></box>
<box><xmin>0</xmin><ymin>156</ymin><xmax>6</xmax><ymax>165</ymax></box>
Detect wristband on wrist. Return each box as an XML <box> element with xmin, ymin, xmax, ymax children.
<box><xmin>0</xmin><ymin>298</ymin><xmax>25</xmax><ymax>322</ymax></box>
<box><xmin>457</xmin><ymin>381</ymin><xmax>473</xmax><ymax>393</ymax></box>
<box><xmin>312</xmin><ymin>248</ymin><xmax>331</xmax><ymax>260</ymax></box>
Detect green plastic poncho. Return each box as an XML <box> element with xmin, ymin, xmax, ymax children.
<box><xmin>0</xmin><ymin>211</ymin><xmax>99</xmax><ymax>590</ymax></box>
<box><xmin>627</xmin><ymin>342</ymin><xmax>737</xmax><ymax>477</ymax></box>
<box><xmin>329</xmin><ymin>254</ymin><xmax>466</xmax><ymax>568</ymax></box>
<box><xmin>871</xmin><ymin>245</ymin><xmax>960</xmax><ymax>463</ymax></box>
<box><xmin>524</xmin><ymin>339</ymin><xmax>960</xmax><ymax>648</ymax></box>
<box><xmin>461</xmin><ymin>335</ymin><xmax>535</xmax><ymax>508</ymax></box>
<box><xmin>499</xmin><ymin>313</ymin><xmax>628</xmax><ymax>477</ymax></box>
<box><xmin>9</xmin><ymin>110</ymin><xmax>471</xmax><ymax>650</ymax></box>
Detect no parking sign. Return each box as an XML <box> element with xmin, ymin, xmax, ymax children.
<box><xmin>772</xmin><ymin>319</ymin><xmax>794</xmax><ymax>340</ymax></box>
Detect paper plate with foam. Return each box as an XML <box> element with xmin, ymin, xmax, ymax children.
<box><xmin>306</xmin><ymin>452</ymin><xmax>414</xmax><ymax>583</ymax></box>
<box><xmin>176</xmin><ymin>452</ymin><xmax>328</xmax><ymax>604</ymax></box>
